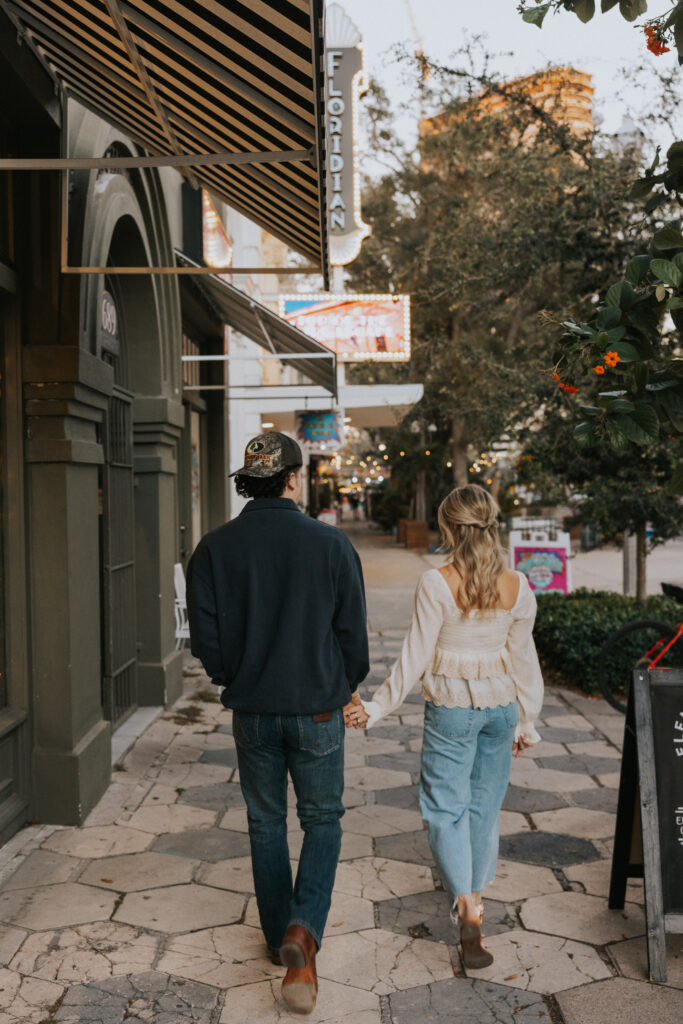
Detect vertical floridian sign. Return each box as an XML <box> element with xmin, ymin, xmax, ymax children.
<box><xmin>326</xmin><ymin>4</ymin><xmax>370</xmax><ymax>266</ymax></box>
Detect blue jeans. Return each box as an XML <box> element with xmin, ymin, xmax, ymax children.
<box><xmin>232</xmin><ymin>708</ymin><xmax>345</xmax><ymax>951</ymax></box>
<box><xmin>420</xmin><ymin>701</ymin><xmax>517</xmax><ymax>899</ymax></box>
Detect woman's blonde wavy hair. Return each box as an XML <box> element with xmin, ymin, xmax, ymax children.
<box><xmin>437</xmin><ymin>484</ymin><xmax>506</xmax><ymax>617</ymax></box>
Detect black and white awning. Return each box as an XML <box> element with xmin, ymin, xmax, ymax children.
<box><xmin>1</xmin><ymin>0</ymin><xmax>329</xmax><ymax>275</ymax></box>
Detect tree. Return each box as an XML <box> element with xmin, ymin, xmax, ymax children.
<box><xmin>348</xmin><ymin>58</ymin><xmax>653</xmax><ymax>496</ymax></box>
<box><xmin>516</xmin><ymin>2</ymin><xmax>683</xmax><ymax>471</ymax></box>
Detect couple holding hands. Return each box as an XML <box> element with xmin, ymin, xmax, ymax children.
<box><xmin>188</xmin><ymin>432</ymin><xmax>543</xmax><ymax>1015</ymax></box>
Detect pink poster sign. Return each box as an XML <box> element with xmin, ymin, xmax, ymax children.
<box><xmin>514</xmin><ymin>547</ymin><xmax>569</xmax><ymax>594</ymax></box>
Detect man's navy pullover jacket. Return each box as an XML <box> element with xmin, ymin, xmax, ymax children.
<box><xmin>186</xmin><ymin>498</ymin><xmax>370</xmax><ymax>715</ymax></box>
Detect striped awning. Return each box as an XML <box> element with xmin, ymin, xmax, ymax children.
<box><xmin>1</xmin><ymin>0</ymin><xmax>329</xmax><ymax>277</ymax></box>
<box><xmin>177</xmin><ymin>251</ymin><xmax>337</xmax><ymax>397</ymax></box>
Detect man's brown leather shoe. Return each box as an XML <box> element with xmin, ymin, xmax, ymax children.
<box><xmin>279</xmin><ymin>924</ymin><xmax>317</xmax><ymax>970</ymax></box>
<box><xmin>282</xmin><ymin>962</ymin><xmax>318</xmax><ymax>1014</ymax></box>
<box><xmin>280</xmin><ymin>925</ymin><xmax>318</xmax><ymax>1015</ymax></box>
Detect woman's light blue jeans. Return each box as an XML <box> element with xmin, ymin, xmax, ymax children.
<box><xmin>419</xmin><ymin>701</ymin><xmax>517</xmax><ymax>899</ymax></box>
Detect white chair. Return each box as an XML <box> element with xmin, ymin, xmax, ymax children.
<box><xmin>174</xmin><ymin>562</ymin><xmax>191</xmax><ymax>650</ymax></box>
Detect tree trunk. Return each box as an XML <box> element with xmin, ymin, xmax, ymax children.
<box><xmin>490</xmin><ymin>468</ymin><xmax>502</xmax><ymax>502</ymax></box>
<box><xmin>636</xmin><ymin>524</ymin><xmax>647</xmax><ymax>605</ymax></box>
<box><xmin>451</xmin><ymin>417</ymin><xmax>468</xmax><ymax>486</ymax></box>
<box><xmin>415</xmin><ymin>470</ymin><xmax>427</xmax><ymax>522</ymax></box>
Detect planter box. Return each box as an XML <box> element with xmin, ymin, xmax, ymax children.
<box><xmin>397</xmin><ymin>518</ymin><xmax>410</xmax><ymax>544</ymax></box>
<box><xmin>404</xmin><ymin>521</ymin><xmax>429</xmax><ymax>549</ymax></box>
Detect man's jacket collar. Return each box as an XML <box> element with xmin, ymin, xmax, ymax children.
<box><xmin>240</xmin><ymin>498</ymin><xmax>299</xmax><ymax>514</ymax></box>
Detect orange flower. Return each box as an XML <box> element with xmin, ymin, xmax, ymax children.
<box><xmin>594</xmin><ymin>365</ymin><xmax>606</xmax><ymax>375</ymax></box>
<box><xmin>645</xmin><ymin>25</ymin><xmax>670</xmax><ymax>56</ymax></box>
<box><xmin>552</xmin><ymin>372</ymin><xmax>560</xmax><ymax>381</ymax></box>
<box><xmin>604</xmin><ymin>351</ymin><xmax>621</xmax><ymax>368</ymax></box>
<box><xmin>559</xmin><ymin>383</ymin><xmax>579</xmax><ymax>394</ymax></box>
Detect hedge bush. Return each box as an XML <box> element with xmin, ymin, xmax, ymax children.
<box><xmin>534</xmin><ymin>588</ymin><xmax>682</xmax><ymax>696</ymax></box>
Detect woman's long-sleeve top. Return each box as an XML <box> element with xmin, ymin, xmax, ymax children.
<box><xmin>362</xmin><ymin>568</ymin><xmax>544</xmax><ymax>743</ymax></box>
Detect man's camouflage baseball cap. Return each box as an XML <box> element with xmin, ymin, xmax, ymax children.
<box><xmin>229</xmin><ymin>432</ymin><xmax>303</xmax><ymax>478</ymax></box>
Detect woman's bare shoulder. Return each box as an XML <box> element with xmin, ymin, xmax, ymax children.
<box><xmin>498</xmin><ymin>569</ymin><xmax>521</xmax><ymax>610</ymax></box>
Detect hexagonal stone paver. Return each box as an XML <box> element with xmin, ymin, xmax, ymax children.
<box><xmin>499</xmin><ymin>811</ymin><xmax>531</xmax><ymax>835</ymax></box>
<box><xmin>464</xmin><ymin>928</ymin><xmax>612</xmax><ymax>993</ymax></box>
<box><xmin>41</xmin><ymin>825</ymin><xmax>152</xmax><ymax>859</ymax></box>
<box><xmin>388</xmin><ymin>976</ymin><xmax>553</xmax><ymax>1024</ymax></box>
<box><xmin>3</xmin><ymin>850</ymin><xmax>78</xmax><ymax>891</ymax></box>
<box><xmin>375</xmin><ymin>829</ymin><xmax>433</xmax><ymax>866</ymax></box>
<box><xmin>564</xmin><ymin>859</ymin><xmax>643</xmax><ymax>902</ymax></box>
<box><xmin>125</xmin><ymin>802</ymin><xmax>216</xmax><ymax>835</ymax></box>
<box><xmin>0</xmin><ymin>968</ymin><xmax>63</xmax><ymax>1023</ymax></box>
<box><xmin>0</xmin><ymin>882</ymin><xmax>118</xmax><ymax>930</ymax></box>
<box><xmin>51</xmin><ymin>969</ymin><xmax>220</xmax><ymax>1023</ymax></box>
<box><xmin>158</xmin><ymin>923</ymin><xmax>282</xmax><ymax>989</ymax></box>
<box><xmin>153</xmin><ymin>763</ymin><xmax>232</xmax><ymax>789</ymax></box>
<box><xmin>607</xmin><ymin>934</ymin><xmax>683</xmax><ymax>988</ymax></box>
<box><xmin>196</xmin><ymin>856</ymin><xmax>254</xmax><ymax>893</ymax></box>
<box><xmin>482</xmin><ymin>859</ymin><xmax>563</xmax><ymax>902</ymax></box>
<box><xmin>502</xmin><ymin>785</ymin><xmax>568</xmax><ymax>814</ymax></box>
<box><xmin>373</xmin><ymin>785</ymin><xmax>420</xmax><ymax>811</ymax></box>
<box><xmin>334</xmin><ymin>857</ymin><xmax>435</xmax><ymax>901</ymax></box>
<box><xmin>531</xmin><ymin>807</ymin><xmax>615</xmax><ymax>840</ymax></box>
<box><xmin>537</xmin><ymin>754</ymin><xmax>622</xmax><ymax>776</ymax></box>
<box><xmin>198</xmin><ymin>746</ymin><xmax>239</xmax><ymax>767</ymax></box>
<box><xmin>509</xmin><ymin>760</ymin><xmax>595</xmax><ymax>793</ymax></box>
<box><xmin>220</xmin><ymin>977</ymin><xmax>379</xmax><ymax>1024</ymax></box>
<box><xmin>499</xmin><ymin>831</ymin><xmax>600</xmax><ymax>867</ymax></box>
<box><xmin>566</xmin><ymin>739</ymin><xmax>621</xmax><ymax>759</ymax></box>
<box><xmin>366</xmin><ymin>751</ymin><xmax>421</xmax><ymax>776</ymax></box>
<box><xmin>538</xmin><ymin>727</ymin><xmax>600</xmax><ymax>745</ymax></box>
<box><xmin>78</xmin><ymin>850</ymin><xmax>198</xmax><ymax>891</ymax></box>
<box><xmin>370</xmin><ymin>723</ymin><xmax>423</xmax><ymax>743</ymax></box>
<box><xmin>324</xmin><ymin>891</ymin><xmax>375</xmax><ymax>937</ymax></box>
<box><xmin>566</xmin><ymin>787</ymin><xmax>618</xmax><ymax>814</ymax></box>
<box><xmin>344</xmin><ymin>766</ymin><xmax>413</xmax><ymax>790</ymax></box>
<box><xmin>318</xmin><ymin>927</ymin><xmax>453</xmax><ymax>994</ymax></box>
<box><xmin>177</xmin><ymin>780</ymin><xmax>245</xmax><ymax>811</ymax></box>
<box><xmin>0</xmin><ymin>925</ymin><xmax>26</xmax><ymax>966</ymax></box>
<box><xmin>152</xmin><ymin>827</ymin><xmax>251</xmax><ymax>861</ymax></box>
<box><xmin>9</xmin><ymin>921</ymin><xmax>158</xmax><ymax>982</ymax></box>
<box><xmin>342</xmin><ymin>803</ymin><xmax>424</xmax><ymax>837</ymax></box>
<box><xmin>520</xmin><ymin>891</ymin><xmax>645</xmax><ymax>944</ymax></box>
<box><xmin>543</xmin><ymin>714</ymin><xmax>594</xmax><ymax>732</ymax></box>
<box><xmin>115</xmin><ymin>883</ymin><xmax>245</xmax><ymax>932</ymax></box>
<box><xmin>557</xmin><ymin>976</ymin><xmax>683</xmax><ymax>1024</ymax></box>
<box><xmin>378</xmin><ymin>890</ymin><xmax>515</xmax><ymax>945</ymax></box>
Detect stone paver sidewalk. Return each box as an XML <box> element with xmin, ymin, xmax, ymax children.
<box><xmin>0</xmin><ymin>523</ymin><xmax>680</xmax><ymax>1023</ymax></box>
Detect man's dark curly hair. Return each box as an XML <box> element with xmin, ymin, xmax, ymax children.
<box><xmin>234</xmin><ymin>465</ymin><xmax>300</xmax><ymax>500</ymax></box>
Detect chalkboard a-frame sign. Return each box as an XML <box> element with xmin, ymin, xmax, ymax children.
<box><xmin>609</xmin><ymin>668</ymin><xmax>683</xmax><ymax>983</ymax></box>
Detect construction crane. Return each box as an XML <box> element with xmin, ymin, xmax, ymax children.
<box><xmin>403</xmin><ymin>0</ymin><xmax>429</xmax><ymax>86</ymax></box>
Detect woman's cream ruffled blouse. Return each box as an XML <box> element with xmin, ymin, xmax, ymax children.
<box><xmin>362</xmin><ymin>569</ymin><xmax>543</xmax><ymax>743</ymax></box>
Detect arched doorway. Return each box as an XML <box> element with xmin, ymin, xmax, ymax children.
<box><xmin>99</xmin><ymin>215</ymin><xmax>161</xmax><ymax>727</ymax></box>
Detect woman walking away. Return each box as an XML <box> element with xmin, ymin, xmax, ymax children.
<box><xmin>344</xmin><ymin>484</ymin><xmax>543</xmax><ymax>969</ymax></box>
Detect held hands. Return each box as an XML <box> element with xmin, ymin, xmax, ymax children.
<box><xmin>343</xmin><ymin>691</ymin><xmax>370</xmax><ymax>730</ymax></box>
<box><xmin>512</xmin><ymin>736</ymin><xmax>535</xmax><ymax>759</ymax></box>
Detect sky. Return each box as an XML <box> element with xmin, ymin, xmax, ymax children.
<box><xmin>333</xmin><ymin>0</ymin><xmax>682</xmax><ymax>165</ymax></box>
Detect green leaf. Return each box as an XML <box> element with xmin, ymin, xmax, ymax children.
<box><xmin>659</xmin><ymin>387</ymin><xmax>683</xmax><ymax>414</ymax></box>
<box><xmin>614</xmin><ymin>404</ymin><xmax>659</xmax><ymax>445</ymax></box>
<box><xmin>666</xmin><ymin>464</ymin><xmax>683</xmax><ymax>496</ymax></box>
<box><xmin>573</xmin><ymin>0</ymin><xmax>596</xmax><ymax>21</ymax></box>
<box><xmin>656</xmin><ymin>283</ymin><xmax>667</xmax><ymax>302</ymax></box>
<box><xmin>601</xmin><ymin>0</ymin><xmax>619</xmax><ymax>9</ymax></box>
<box><xmin>625</xmin><ymin>255</ymin><xmax>651</xmax><ymax>286</ymax></box>
<box><xmin>574</xmin><ymin>421</ymin><xmax>597</xmax><ymax>447</ymax></box>
<box><xmin>653</xmin><ymin>226</ymin><xmax>683</xmax><ymax>252</ymax></box>
<box><xmin>666</xmin><ymin>140</ymin><xmax>683</xmax><ymax>172</ymax></box>
<box><xmin>650</xmin><ymin>258</ymin><xmax>683</xmax><ymax>288</ymax></box>
<box><xmin>610</xmin><ymin>399</ymin><xmax>636</xmax><ymax>412</ymax></box>
<box><xmin>629</xmin><ymin>177</ymin><xmax>653</xmax><ymax>200</ymax></box>
<box><xmin>606</xmin><ymin>281</ymin><xmax>635</xmax><ymax>308</ymax></box>
<box><xmin>619</xmin><ymin>0</ymin><xmax>647</xmax><ymax>22</ymax></box>
<box><xmin>646</xmin><ymin>380</ymin><xmax>679</xmax><ymax>391</ymax></box>
<box><xmin>612</xmin><ymin>341</ymin><xmax>641</xmax><ymax>362</ymax></box>
<box><xmin>675</xmin><ymin>14</ymin><xmax>683</xmax><ymax>67</ymax></box>
<box><xmin>672</xmin><ymin>251</ymin><xmax>683</xmax><ymax>270</ymax></box>
<box><xmin>607</xmin><ymin>420</ymin><xmax>631</xmax><ymax>450</ymax></box>
<box><xmin>606</xmin><ymin>326</ymin><xmax>626</xmax><ymax>344</ymax></box>
<box><xmin>579</xmin><ymin>405</ymin><xmax>600</xmax><ymax>417</ymax></box>
<box><xmin>596</xmin><ymin>306</ymin><xmax>622</xmax><ymax>328</ymax></box>
<box><xmin>522</xmin><ymin>4</ymin><xmax>551</xmax><ymax>27</ymax></box>
<box><xmin>667</xmin><ymin>296</ymin><xmax>683</xmax><ymax>310</ymax></box>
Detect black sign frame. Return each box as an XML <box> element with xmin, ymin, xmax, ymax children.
<box><xmin>609</xmin><ymin>667</ymin><xmax>683</xmax><ymax>983</ymax></box>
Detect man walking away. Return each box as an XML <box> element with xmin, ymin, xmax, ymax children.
<box><xmin>186</xmin><ymin>433</ymin><xmax>369</xmax><ymax>1015</ymax></box>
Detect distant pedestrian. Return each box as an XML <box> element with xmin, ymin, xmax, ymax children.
<box><xmin>344</xmin><ymin>484</ymin><xmax>543</xmax><ymax>968</ymax></box>
<box><xmin>187</xmin><ymin>433</ymin><xmax>369</xmax><ymax>1014</ymax></box>
<box><xmin>349</xmin><ymin>491</ymin><xmax>360</xmax><ymax>520</ymax></box>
